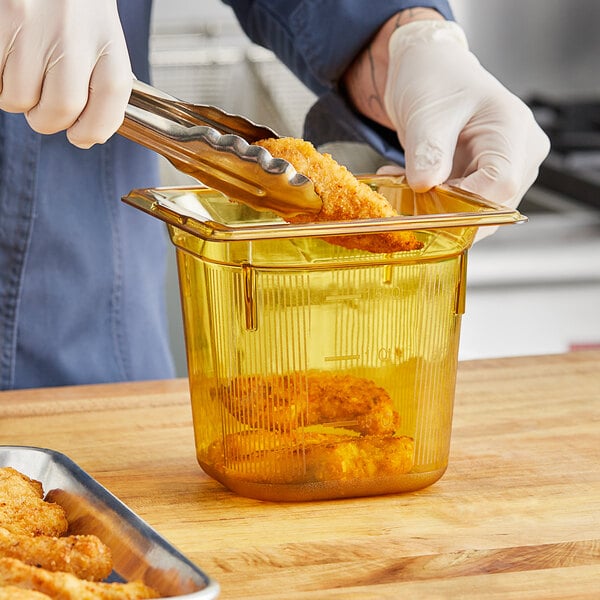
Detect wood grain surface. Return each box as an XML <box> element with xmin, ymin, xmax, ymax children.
<box><xmin>1</xmin><ymin>351</ymin><xmax>599</xmax><ymax>599</ymax></box>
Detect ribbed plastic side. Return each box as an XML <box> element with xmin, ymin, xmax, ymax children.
<box><xmin>181</xmin><ymin>242</ymin><xmax>464</xmax><ymax>493</ymax></box>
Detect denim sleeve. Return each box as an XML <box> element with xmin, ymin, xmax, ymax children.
<box><xmin>222</xmin><ymin>0</ymin><xmax>454</xmax><ymax>95</ymax></box>
<box><xmin>223</xmin><ymin>0</ymin><xmax>454</xmax><ymax>162</ymax></box>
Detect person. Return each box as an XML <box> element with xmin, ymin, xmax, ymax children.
<box><xmin>0</xmin><ymin>1</ymin><xmax>549</xmax><ymax>391</ymax></box>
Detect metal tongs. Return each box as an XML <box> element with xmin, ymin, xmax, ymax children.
<box><xmin>118</xmin><ymin>80</ymin><xmax>321</xmax><ymax>218</ymax></box>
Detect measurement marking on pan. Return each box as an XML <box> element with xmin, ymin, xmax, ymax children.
<box><xmin>324</xmin><ymin>354</ymin><xmax>361</xmax><ymax>362</ymax></box>
<box><xmin>325</xmin><ymin>294</ymin><xmax>361</xmax><ymax>302</ymax></box>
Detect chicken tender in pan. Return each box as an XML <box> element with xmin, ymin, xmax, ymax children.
<box><xmin>0</xmin><ymin>558</ymin><xmax>159</xmax><ymax>600</ymax></box>
<box><xmin>305</xmin><ymin>434</ymin><xmax>414</xmax><ymax>481</ymax></box>
<box><xmin>222</xmin><ymin>371</ymin><xmax>400</xmax><ymax>436</ymax></box>
<box><xmin>0</xmin><ymin>585</ymin><xmax>51</xmax><ymax>599</ymax></box>
<box><xmin>255</xmin><ymin>137</ymin><xmax>423</xmax><ymax>254</ymax></box>
<box><xmin>208</xmin><ymin>430</ymin><xmax>414</xmax><ymax>484</ymax></box>
<box><xmin>0</xmin><ymin>469</ymin><xmax>68</xmax><ymax>538</ymax></box>
<box><xmin>0</xmin><ymin>527</ymin><xmax>113</xmax><ymax>582</ymax></box>
<box><xmin>307</xmin><ymin>371</ymin><xmax>401</xmax><ymax>436</ymax></box>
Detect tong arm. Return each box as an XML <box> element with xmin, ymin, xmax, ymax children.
<box><xmin>118</xmin><ymin>81</ymin><xmax>322</xmax><ymax>218</ymax></box>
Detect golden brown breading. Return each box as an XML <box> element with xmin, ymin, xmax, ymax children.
<box><xmin>222</xmin><ymin>371</ymin><xmax>401</xmax><ymax>436</ymax></box>
<box><xmin>0</xmin><ymin>558</ymin><xmax>159</xmax><ymax>600</ymax></box>
<box><xmin>306</xmin><ymin>435</ymin><xmax>414</xmax><ymax>481</ymax></box>
<box><xmin>208</xmin><ymin>430</ymin><xmax>414</xmax><ymax>484</ymax></box>
<box><xmin>255</xmin><ymin>137</ymin><xmax>423</xmax><ymax>253</ymax></box>
<box><xmin>0</xmin><ymin>585</ymin><xmax>51</xmax><ymax>599</ymax></box>
<box><xmin>0</xmin><ymin>527</ymin><xmax>113</xmax><ymax>582</ymax></box>
<box><xmin>0</xmin><ymin>469</ymin><xmax>68</xmax><ymax>537</ymax></box>
<box><xmin>306</xmin><ymin>372</ymin><xmax>401</xmax><ymax>436</ymax></box>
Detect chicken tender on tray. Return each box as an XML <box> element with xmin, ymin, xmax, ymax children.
<box><xmin>0</xmin><ymin>558</ymin><xmax>159</xmax><ymax>600</ymax></box>
<box><xmin>1</xmin><ymin>468</ymin><xmax>161</xmax><ymax>598</ymax></box>
<box><xmin>0</xmin><ymin>527</ymin><xmax>113</xmax><ymax>582</ymax></box>
<box><xmin>208</xmin><ymin>430</ymin><xmax>414</xmax><ymax>484</ymax></box>
<box><xmin>222</xmin><ymin>371</ymin><xmax>401</xmax><ymax>436</ymax></box>
<box><xmin>255</xmin><ymin>137</ymin><xmax>423</xmax><ymax>254</ymax></box>
<box><xmin>0</xmin><ymin>468</ymin><xmax>68</xmax><ymax>537</ymax></box>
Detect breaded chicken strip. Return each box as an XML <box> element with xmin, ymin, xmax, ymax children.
<box><xmin>307</xmin><ymin>435</ymin><xmax>414</xmax><ymax>481</ymax></box>
<box><xmin>0</xmin><ymin>558</ymin><xmax>159</xmax><ymax>600</ymax></box>
<box><xmin>256</xmin><ymin>137</ymin><xmax>423</xmax><ymax>253</ymax></box>
<box><xmin>0</xmin><ymin>527</ymin><xmax>113</xmax><ymax>582</ymax></box>
<box><xmin>0</xmin><ymin>469</ymin><xmax>68</xmax><ymax>537</ymax></box>
<box><xmin>208</xmin><ymin>431</ymin><xmax>414</xmax><ymax>484</ymax></box>
<box><xmin>307</xmin><ymin>372</ymin><xmax>401</xmax><ymax>436</ymax></box>
<box><xmin>0</xmin><ymin>586</ymin><xmax>51</xmax><ymax>599</ymax></box>
<box><xmin>223</xmin><ymin>371</ymin><xmax>400</xmax><ymax>436</ymax></box>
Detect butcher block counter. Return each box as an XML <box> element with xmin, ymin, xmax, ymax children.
<box><xmin>1</xmin><ymin>351</ymin><xmax>599</xmax><ymax>599</ymax></box>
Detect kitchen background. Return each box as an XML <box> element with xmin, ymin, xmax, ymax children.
<box><xmin>149</xmin><ymin>0</ymin><xmax>600</xmax><ymax>375</ymax></box>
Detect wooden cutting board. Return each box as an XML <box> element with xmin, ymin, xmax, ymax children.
<box><xmin>1</xmin><ymin>350</ymin><xmax>599</xmax><ymax>598</ymax></box>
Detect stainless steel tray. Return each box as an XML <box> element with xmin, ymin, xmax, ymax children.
<box><xmin>0</xmin><ymin>445</ymin><xmax>220</xmax><ymax>599</ymax></box>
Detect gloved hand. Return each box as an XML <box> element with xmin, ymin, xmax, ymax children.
<box><xmin>383</xmin><ymin>20</ymin><xmax>550</xmax><ymax>239</ymax></box>
<box><xmin>0</xmin><ymin>0</ymin><xmax>132</xmax><ymax>148</ymax></box>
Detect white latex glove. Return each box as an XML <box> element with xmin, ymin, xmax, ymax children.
<box><xmin>383</xmin><ymin>20</ymin><xmax>550</xmax><ymax>240</ymax></box>
<box><xmin>0</xmin><ymin>0</ymin><xmax>133</xmax><ymax>148</ymax></box>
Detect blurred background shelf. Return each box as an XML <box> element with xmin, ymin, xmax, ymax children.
<box><xmin>149</xmin><ymin>0</ymin><xmax>600</xmax><ymax>374</ymax></box>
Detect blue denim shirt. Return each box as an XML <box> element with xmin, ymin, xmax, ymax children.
<box><xmin>224</xmin><ymin>0</ymin><xmax>454</xmax><ymax>161</ymax></box>
<box><xmin>0</xmin><ymin>0</ymin><xmax>452</xmax><ymax>390</ymax></box>
<box><xmin>0</xmin><ymin>0</ymin><xmax>174</xmax><ymax>390</ymax></box>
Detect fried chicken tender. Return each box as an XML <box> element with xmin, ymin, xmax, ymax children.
<box><xmin>307</xmin><ymin>435</ymin><xmax>414</xmax><ymax>481</ymax></box>
<box><xmin>0</xmin><ymin>585</ymin><xmax>51</xmax><ymax>599</ymax></box>
<box><xmin>255</xmin><ymin>137</ymin><xmax>423</xmax><ymax>254</ymax></box>
<box><xmin>208</xmin><ymin>430</ymin><xmax>414</xmax><ymax>484</ymax></box>
<box><xmin>0</xmin><ymin>469</ymin><xmax>68</xmax><ymax>538</ymax></box>
<box><xmin>223</xmin><ymin>371</ymin><xmax>400</xmax><ymax>436</ymax></box>
<box><xmin>0</xmin><ymin>527</ymin><xmax>113</xmax><ymax>582</ymax></box>
<box><xmin>307</xmin><ymin>372</ymin><xmax>401</xmax><ymax>436</ymax></box>
<box><xmin>0</xmin><ymin>558</ymin><xmax>159</xmax><ymax>600</ymax></box>
<box><xmin>0</xmin><ymin>470</ymin><xmax>161</xmax><ymax>599</ymax></box>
